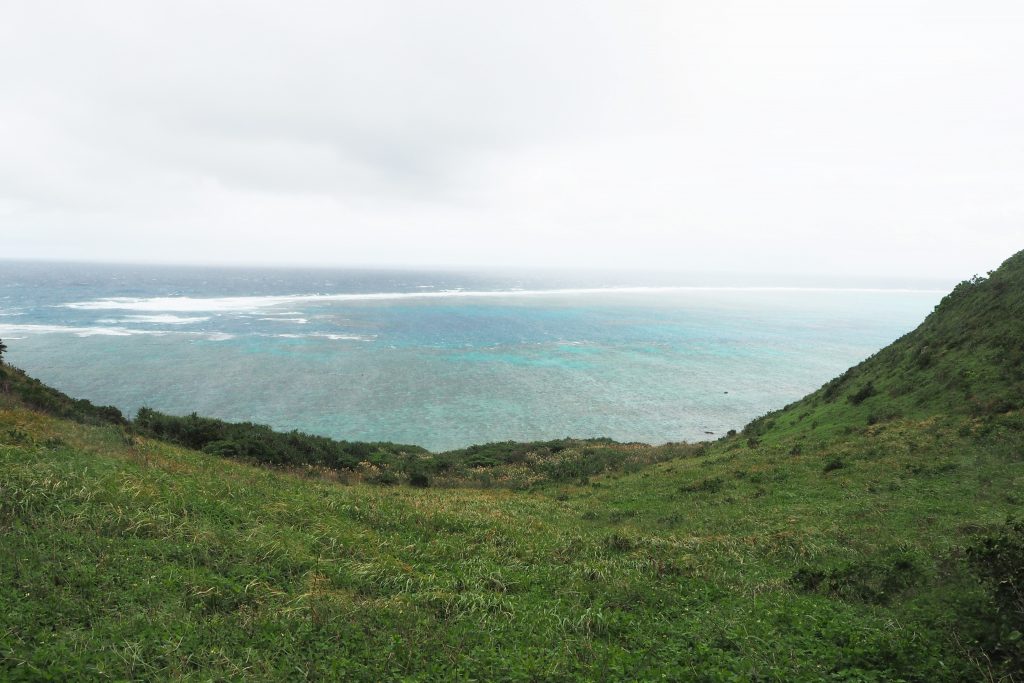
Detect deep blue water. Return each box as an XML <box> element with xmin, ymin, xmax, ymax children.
<box><xmin>0</xmin><ymin>261</ymin><xmax>947</xmax><ymax>450</ymax></box>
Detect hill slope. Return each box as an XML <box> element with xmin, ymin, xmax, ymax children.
<box><xmin>2</xmin><ymin>250</ymin><xmax>1023</xmax><ymax>681</ymax></box>
<box><xmin>743</xmin><ymin>249</ymin><xmax>1024</xmax><ymax>446</ymax></box>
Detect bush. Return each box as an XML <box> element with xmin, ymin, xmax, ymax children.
<box><xmin>849</xmin><ymin>382</ymin><xmax>877</xmax><ymax>405</ymax></box>
<box><xmin>135</xmin><ymin>407</ymin><xmax>425</xmax><ymax>471</ymax></box>
<box><xmin>822</xmin><ymin>369</ymin><xmax>855</xmax><ymax>402</ymax></box>
<box><xmin>966</xmin><ymin>519</ymin><xmax>1024</xmax><ymax>675</ymax></box>
<box><xmin>369</xmin><ymin>470</ymin><xmax>399</xmax><ymax>486</ymax></box>
<box><xmin>408</xmin><ymin>471</ymin><xmax>430</xmax><ymax>488</ymax></box>
<box><xmin>823</xmin><ymin>459</ymin><xmax>845</xmax><ymax>473</ymax></box>
<box><xmin>791</xmin><ymin>553</ymin><xmax>922</xmax><ymax>605</ymax></box>
<box><xmin>6</xmin><ymin>368</ymin><xmax>126</xmax><ymax>426</ymax></box>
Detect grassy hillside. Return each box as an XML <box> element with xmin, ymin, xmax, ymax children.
<box><xmin>742</xmin><ymin>249</ymin><xmax>1024</xmax><ymax>447</ymax></box>
<box><xmin>2</xmin><ymin>251</ymin><xmax>1023</xmax><ymax>681</ymax></box>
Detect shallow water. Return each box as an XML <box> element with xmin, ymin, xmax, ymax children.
<box><xmin>0</xmin><ymin>261</ymin><xmax>945</xmax><ymax>451</ymax></box>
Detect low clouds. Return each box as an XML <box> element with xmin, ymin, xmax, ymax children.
<box><xmin>2</xmin><ymin>1</ymin><xmax>1022</xmax><ymax>278</ymax></box>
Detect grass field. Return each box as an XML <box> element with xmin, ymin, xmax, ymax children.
<box><xmin>2</xmin><ymin>250</ymin><xmax>1023</xmax><ymax>681</ymax></box>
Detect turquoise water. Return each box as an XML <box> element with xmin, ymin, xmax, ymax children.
<box><xmin>0</xmin><ymin>261</ymin><xmax>945</xmax><ymax>450</ymax></box>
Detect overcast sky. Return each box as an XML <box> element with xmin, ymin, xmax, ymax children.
<box><xmin>1</xmin><ymin>1</ymin><xmax>1021</xmax><ymax>279</ymax></box>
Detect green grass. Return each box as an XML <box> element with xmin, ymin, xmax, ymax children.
<box><xmin>4</xmin><ymin>402</ymin><xmax>1021</xmax><ymax>680</ymax></box>
<box><xmin>1</xmin><ymin>249</ymin><xmax>1023</xmax><ymax>680</ymax></box>
<box><xmin>741</xmin><ymin>249</ymin><xmax>1024</xmax><ymax>448</ymax></box>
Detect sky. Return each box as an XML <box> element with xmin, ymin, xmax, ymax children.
<box><xmin>1</xmin><ymin>1</ymin><xmax>1022</xmax><ymax>280</ymax></box>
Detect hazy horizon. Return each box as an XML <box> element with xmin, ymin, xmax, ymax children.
<box><xmin>0</xmin><ymin>255</ymin><xmax>963</xmax><ymax>291</ymax></box>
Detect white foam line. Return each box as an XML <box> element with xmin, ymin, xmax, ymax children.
<box><xmin>62</xmin><ymin>286</ymin><xmax>947</xmax><ymax>313</ymax></box>
<box><xmin>0</xmin><ymin>323</ymin><xmax>231</xmax><ymax>341</ymax></box>
<box><xmin>96</xmin><ymin>314</ymin><xmax>211</xmax><ymax>324</ymax></box>
<box><xmin>258</xmin><ymin>332</ymin><xmax>375</xmax><ymax>341</ymax></box>
<box><xmin>0</xmin><ymin>323</ymin><xmax>162</xmax><ymax>337</ymax></box>
<box><xmin>313</xmin><ymin>333</ymin><xmax>375</xmax><ymax>341</ymax></box>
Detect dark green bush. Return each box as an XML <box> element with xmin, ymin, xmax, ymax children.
<box><xmin>823</xmin><ymin>459</ymin><xmax>845</xmax><ymax>473</ymax></box>
<box><xmin>791</xmin><ymin>554</ymin><xmax>922</xmax><ymax>605</ymax></box>
<box><xmin>135</xmin><ymin>407</ymin><xmax>425</xmax><ymax>471</ymax></box>
<box><xmin>822</xmin><ymin>369</ymin><xmax>855</xmax><ymax>402</ymax></box>
<box><xmin>408</xmin><ymin>471</ymin><xmax>430</xmax><ymax>488</ymax></box>
<box><xmin>4</xmin><ymin>367</ymin><xmax>126</xmax><ymax>426</ymax></box>
<box><xmin>849</xmin><ymin>382</ymin><xmax>877</xmax><ymax>405</ymax></box>
<box><xmin>966</xmin><ymin>519</ymin><xmax>1024</xmax><ymax>675</ymax></box>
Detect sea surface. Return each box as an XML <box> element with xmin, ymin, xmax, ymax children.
<box><xmin>0</xmin><ymin>261</ymin><xmax>948</xmax><ymax>451</ymax></box>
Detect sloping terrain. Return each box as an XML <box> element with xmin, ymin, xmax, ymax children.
<box><xmin>743</xmin><ymin>249</ymin><xmax>1024</xmax><ymax>446</ymax></box>
<box><xmin>2</xmin><ymin>251</ymin><xmax>1023</xmax><ymax>681</ymax></box>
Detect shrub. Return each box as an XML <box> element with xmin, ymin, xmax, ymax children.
<box><xmin>822</xmin><ymin>369</ymin><xmax>854</xmax><ymax>402</ymax></box>
<box><xmin>966</xmin><ymin>519</ymin><xmax>1024</xmax><ymax>675</ymax></box>
<box><xmin>849</xmin><ymin>381</ymin><xmax>877</xmax><ymax>405</ymax></box>
<box><xmin>6</xmin><ymin>369</ymin><xmax>126</xmax><ymax>426</ymax></box>
<box><xmin>408</xmin><ymin>471</ymin><xmax>430</xmax><ymax>488</ymax></box>
<box><xmin>135</xmin><ymin>407</ymin><xmax>425</xmax><ymax>471</ymax></box>
<box><xmin>823</xmin><ymin>458</ymin><xmax>845</xmax><ymax>473</ymax></box>
<box><xmin>791</xmin><ymin>553</ymin><xmax>922</xmax><ymax>605</ymax></box>
<box><xmin>369</xmin><ymin>470</ymin><xmax>399</xmax><ymax>486</ymax></box>
<box><xmin>4</xmin><ymin>428</ymin><xmax>31</xmax><ymax>445</ymax></box>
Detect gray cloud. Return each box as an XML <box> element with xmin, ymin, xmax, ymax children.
<box><xmin>1</xmin><ymin>0</ymin><xmax>1022</xmax><ymax>278</ymax></box>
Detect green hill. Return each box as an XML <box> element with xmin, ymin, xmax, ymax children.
<box><xmin>2</xmin><ymin>251</ymin><xmax>1023</xmax><ymax>681</ymax></box>
<box><xmin>741</xmin><ymin>249</ymin><xmax>1024</xmax><ymax>446</ymax></box>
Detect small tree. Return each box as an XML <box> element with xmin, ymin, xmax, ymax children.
<box><xmin>0</xmin><ymin>337</ymin><xmax>6</xmax><ymax>365</ymax></box>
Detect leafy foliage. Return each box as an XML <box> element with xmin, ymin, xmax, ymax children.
<box><xmin>791</xmin><ymin>553</ymin><xmax>923</xmax><ymax>605</ymax></box>
<box><xmin>967</xmin><ymin>519</ymin><xmax>1024</xmax><ymax>675</ymax></box>
<box><xmin>0</xmin><ymin>364</ymin><xmax>125</xmax><ymax>426</ymax></box>
<box><xmin>134</xmin><ymin>407</ymin><xmax>426</xmax><ymax>470</ymax></box>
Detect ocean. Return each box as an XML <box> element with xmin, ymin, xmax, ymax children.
<box><xmin>0</xmin><ymin>260</ymin><xmax>946</xmax><ymax>451</ymax></box>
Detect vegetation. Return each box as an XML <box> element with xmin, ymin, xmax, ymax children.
<box><xmin>132</xmin><ymin>407</ymin><xmax>698</xmax><ymax>488</ymax></box>
<box><xmin>133</xmin><ymin>407</ymin><xmax>428</xmax><ymax>471</ymax></box>
<box><xmin>742</xmin><ymin>249</ymin><xmax>1024</xmax><ymax>450</ymax></box>
<box><xmin>1</xmin><ymin>250</ymin><xmax>1024</xmax><ymax>680</ymax></box>
<box><xmin>0</xmin><ymin>362</ymin><xmax>125</xmax><ymax>427</ymax></box>
<box><xmin>1</xmin><ymin>365</ymin><xmax>699</xmax><ymax>489</ymax></box>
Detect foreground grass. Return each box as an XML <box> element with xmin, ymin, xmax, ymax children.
<box><xmin>3</xmin><ymin>402</ymin><xmax>1022</xmax><ymax>681</ymax></box>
